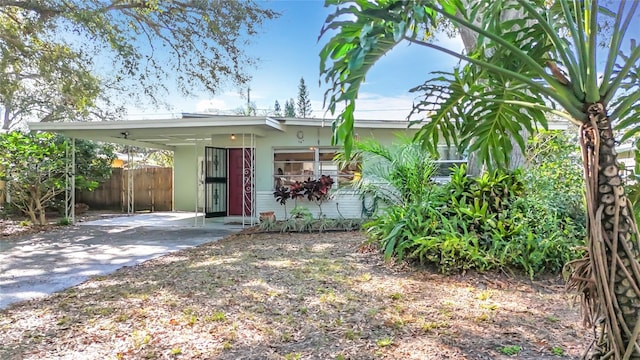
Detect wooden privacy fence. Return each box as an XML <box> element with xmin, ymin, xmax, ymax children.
<box><xmin>77</xmin><ymin>167</ymin><xmax>173</xmax><ymax>212</ymax></box>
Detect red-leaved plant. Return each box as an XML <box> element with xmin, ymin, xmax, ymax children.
<box><xmin>273</xmin><ymin>175</ymin><xmax>334</xmax><ymax>218</ymax></box>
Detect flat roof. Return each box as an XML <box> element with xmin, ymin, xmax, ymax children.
<box><xmin>27</xmin><ymin>115</ymin><xmax>416</xmax><ymax>149</ymax></box>
<box><xmin>27</xmin><ymin>114</ymin><xmax>569</xmax><ymax>150</ymax></box>
<box><xmin>28</xmin><ymin>116</ymin><xmax>287</xmax><ymax>150</ymax></box>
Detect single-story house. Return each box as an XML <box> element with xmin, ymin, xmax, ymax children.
<box><xmin>27</xmin><ymin>114</ymin><xmax>570</xmax><ymax>223</ymax></box>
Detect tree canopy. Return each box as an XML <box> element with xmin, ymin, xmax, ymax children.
<box><xmin>284</xmin><ymin>98</ymin><xmax>296</xmax><ymax>117</ymax></box>
<box><xmin>320</xmin><ymin>0</ymin><xmax>640</xmax><ymax>167</ymax></box>
<box><xmin>0</xmin><ymin>132</ymin><xmax>115</xmax><ymax>224</ymax></box>
<box><xmin>0</xmin><ymin>0</ymin><xmax>278</xmax><ymax>130</ymax></box>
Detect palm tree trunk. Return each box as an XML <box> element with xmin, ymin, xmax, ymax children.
<box><xmin>571</xmin><ymin>103</ymin><xmax>640</xmax><ymax>359</ymax></box>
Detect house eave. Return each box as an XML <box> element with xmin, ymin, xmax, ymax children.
<box><xmin>27</xmin><ymin>116</ymin><xmax>283</xmax><ymax>148</ymax></box>
<box><xmin>274</xmin><ymin>117</ymin><xmax>412</xmax><ymax>129</ymax></box>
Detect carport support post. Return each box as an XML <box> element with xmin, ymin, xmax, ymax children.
<box><xmin>194</xmin><ymin>141</ymin><xmax>204</xmax><ymax>227</ymax></box>
<box><xmin>127</xmin><ymin>149</ymin><xmax>134</xmax><ymax>216</ymax></box>
<box><xmin>194</xmin><ymin>142</ymin><xmax>198</xmax><ymax>226</ymax></box>
<box><xmin>241</xmin><ymin>132</ymin><xmax>256</xmax><ymax>227</ymax></box>
<box><xmin>64</xmin><ymin>138</ymin><xmax>76</xmax><ymax>224</ymax></box>
<box><xmin>242</xmin><ymin>133</ymin><xmax>245</xmax><ymax>228</ymax></box>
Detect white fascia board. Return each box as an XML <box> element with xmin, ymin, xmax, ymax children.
<box><xmin>279</xmin><ymin>118</ymin><xmax>413</xmax><ymax>129</ymax></box>
<box><xmin>354</xmin><ymin>120</ymin><xmax>412</xmax><ymax>129</ymax></box>
<box><xmin>617</xmin><ymin>143</ymin><xmax>635</xmax><ymax>153</ymax></box>
<box><xmin>265</xmin><ymin>117</ymin><xmax>286</xmax><ymax>132</ymax></box>
<box><xmin>28</xmin><ymin>117</ymin><xmax>269</xmax><ymax>131</ymax></box>
<box><xmin>546</xmin><ymin>119</ymin><xmax>570</xmax><ymax>130</ymax></box>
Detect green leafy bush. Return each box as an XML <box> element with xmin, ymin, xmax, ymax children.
<box><xmin>365</xmin><ymin>160</ymin><xmax>586</xmax><ymax>278</ymax></box>
<box><xmin>0</xmin><ymin>132</ymin><xmax>115</xmax><ymax>224</ymax></box>
<box><xmin>335</xmin><ymin>137</ymin><xmax>439</xmax><ymax>208</ymax></box>
<box><xmin>290</xmin><ymin>206</ymin><xmax>313</xmax><ymax>220</ymax></box>
<box><xmin>505</xmin><ymin>196</ymin><xmax>585</xmax><ymax>277</ymax></box>
<box><xmin>523</xmin><ymin>130</ymin><xmax>585</xmax><ymax>227</ymax></box>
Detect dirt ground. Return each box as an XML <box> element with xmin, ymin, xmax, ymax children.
<box><xmin>0</xmin><ymin>228</ymin><xmax>592</xmax><ymax>359</ymax></box>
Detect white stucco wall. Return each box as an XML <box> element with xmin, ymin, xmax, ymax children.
<box><xmin>172</xmin><ymin>124</ymin><xmax>416</xmax><ymax>218</ymax></box>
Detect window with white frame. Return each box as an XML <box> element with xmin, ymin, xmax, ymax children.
<box><xmin>273</xmin><ymin>147</ymin><xmax>357</xmax><ymax>189</ymax></box>
<box><xmin>273</xmin><ymin>145</ymin><xmax>465</xmax><ymax>189</ymax></box>
<box><xmin>433</xmin><ymin>145</ymin><xmax>467</xmax><ymax>178</ymax></box>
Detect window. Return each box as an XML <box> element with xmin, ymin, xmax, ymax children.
<box><xmin>273</xmin><ymin>147</ymin><xmax>357</xmax><ymax>189</ymax></box>
<box><xmin>434</xmin><ymin>145</ymin><xmax>467</xmax><ymax>178</ymax></box>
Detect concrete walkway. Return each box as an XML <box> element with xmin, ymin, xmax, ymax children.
<box><xmin>0</xmin><ymin>213</ymin><xmax>242</xmax><ymax>309</ymax></box>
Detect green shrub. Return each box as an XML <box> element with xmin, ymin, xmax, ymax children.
<box><xmin>523</xmin><ymin>130</ymin><xmax>586</xmax><ymax>227</ymax></box>
<box><xmin>356</xmin><ymin>132</ymin><xmax>586</xmax><ymax>278</ymax></box>
<box><xmin>290</xmin><ymin>206</ymin><xmax>313</xmax><ymax>220</ymax></box>
<box><xmin>56</xmin><ymin>217</ymin><xmax>72</xmax><ymax>226</ymax></box>
<box><xmin>258</xmin><ymin>218</ymin><xmax>278</xmax><ymax>232</ymax></box>
<box><xmin>335</xmin><ymin>137</ymin><xmax>439</xmax><ymax>208</ymax></box>
<box><xmin>364</xmin><ymin>162</ymin><xmax>586</xmax><ymax>277</ymax></box>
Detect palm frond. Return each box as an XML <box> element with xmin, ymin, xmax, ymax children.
<box><xmin>411</xmin><ymin>61</ymin><xmax>549</xmax><ymax>169</ymax></box>
<box><xmin>335</xmin><ymin>138</ymin><xmax>438</xmax><ymax>206</ymax></box>
<box><xmin>320</xmin><ymin>1</ymin><xmax>439</xmax><ymax>158</ymax></box>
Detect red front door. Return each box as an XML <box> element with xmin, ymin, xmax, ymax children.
<box><xmin>228</xmin><ymin>148</ymin><xmax>253</xmax><ymax>216</ymax></box>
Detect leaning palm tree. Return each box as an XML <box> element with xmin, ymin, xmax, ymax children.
<box><xmin>320</xmin><ymin>0</ymin><xmax>640</xmax><ymax>358</ymax></box>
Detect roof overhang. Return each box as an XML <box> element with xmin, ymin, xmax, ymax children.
<box><xmin>275</xmin><ymin>117</ymin><xmax>414</xmax><ymax>129</ymax></box>
<box><xmin>28</xmin><ymin>116</ymin><xmax>286</xmax><ymax>150</ymax></box>
<box><xmin>28</xmin><ymin>114</ymin><xmax>565</xmax><ymax>150</ymax></box>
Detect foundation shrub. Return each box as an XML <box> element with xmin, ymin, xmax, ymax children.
<box><xmin>363</xmin><ymin>132</ymin><xmax>586</xmax><ymax>277</ymax></box>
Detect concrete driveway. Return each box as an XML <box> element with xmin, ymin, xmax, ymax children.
<box><xmin>0</xmin><ymin>213</ymin><xmax>241</xmax><ymax>309</ymax></box>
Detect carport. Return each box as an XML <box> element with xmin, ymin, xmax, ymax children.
<box><xmin>28</xmin><ymin>115</ymin><xmax>285</xmax><ymax>226</ymax></box>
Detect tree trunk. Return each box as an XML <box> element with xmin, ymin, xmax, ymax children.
<box><xmin>570</xmin><ymin>103</ymin><xmax>640</xmax><ymax>359</ymax></box>
<box><xmin>1</xmin><ymin>96</ymin><xmax>15</xmax><ymax>131</ymax></box>
<box><xmin>26</xmin><ymin>202</ymin><xmax>37</xmax><ymax>224</ymax></box>
<box><xmin>32</xmin><ymin>187</ymin><xmax>47</xmax><ymax>226</ymax></box>
<box><xmin>459</xmin><ymin>14</ymin><xmax>484</xmax><ymax>177</ymax></box>
<box><xmin>0</xmin><ymin>166</ymin><xmax>5</xmax><ymax>207</ymax></box>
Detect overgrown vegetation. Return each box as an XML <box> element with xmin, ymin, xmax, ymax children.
<box><xmin>360</xmin><ymin>134</ymin><xmax>585</xmax><ymax>278</ymax></box>
<box><xmin>334</xmin><ymin>137</ymin><xmax>437</xmax><ymax>207</ymax></box>
<box><xmin>320</xmin><ymin>0</ymin><xmax>640</xmax><ymax>355</ymax></box>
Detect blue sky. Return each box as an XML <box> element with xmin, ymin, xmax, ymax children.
<box><xmin>128</xmin><ymin>0</ymin><xmax>464</xmax><ymax>120</ymax></box>
<box><xmin>127</xmin><ymin>1</ymin><xmax>640</xmax><ymax>121</ymax></box>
